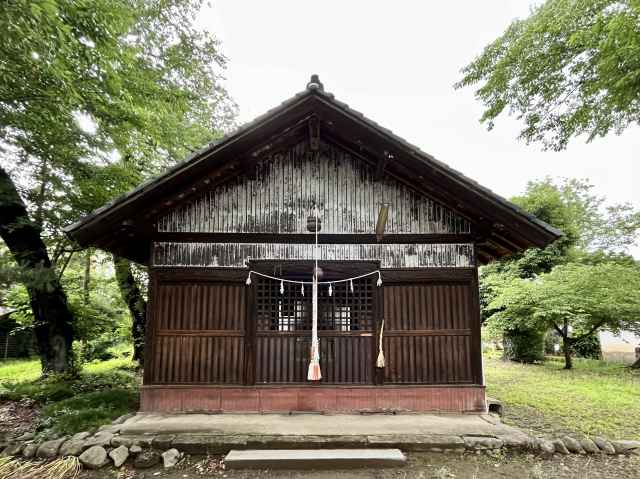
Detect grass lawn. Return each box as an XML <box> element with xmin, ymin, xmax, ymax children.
<box><xmin>0</xmin><ymin>359</ymin><xmax>42</xmax><ymax>383</ymax></box>
<box><xmin>2</xmin><ymin>351</ymin><xmax>639</xmax><ymax>442</ymax></box>
<box><xmin>0</xmin><ymin>350</ymin><xmax>140</xmax><ymax>438</ymax></box>
<box><xmin>484</xmin><ymin>354</ymin><xmax>640</xmax><ymax>440</ymax></box>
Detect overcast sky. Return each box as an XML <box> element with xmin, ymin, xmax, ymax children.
<box><xmin>200</xmin><ymin>1</ymin><xmax>639</xmax><ymax>256</ymax></box>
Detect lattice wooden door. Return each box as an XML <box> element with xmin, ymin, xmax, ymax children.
<box><xmin>251</xmin><ymin>261</ymin><xmax>379</xmax><ymax>384</ymax></box>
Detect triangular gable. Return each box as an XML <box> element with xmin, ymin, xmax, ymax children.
<box><xmin>159</xmin><ymin>139</ymin><xmax>470</xmax><ymax>235</ymax></box>
<box><xmin>65</xmin><ymin>76</ymin><xmax>561</xmax><ymax>264</ymax></box>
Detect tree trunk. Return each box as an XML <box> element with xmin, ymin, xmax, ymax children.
<box><xmin>0</xmin><ymin>166</ymin><xmax>74</xmax><ymax>374</ymax></box>
<box><xmin>113</xmin><ymin>255</ymin><xmax>147</xmax><ymax>365</ymax></box>
<box><xmin>82</xmin><ymin>251</ymin><xmax>91</xmax><ymax>304</ymax></box>
<box><xmin>34</xmin><ymin>157</ymin><xmax>48</xmax><ymax>227</ymax></box>
<box><xmin>562</xmin><ymin>339</ymin><xmax>573</xmax><ymax>369</ymax></box>
<box><xmin>561</xmin><ymin>320</ymin><xmax>572</xmax><ymax>369</ymax></box>
<box><xmin>632</xmin><ymin>357</ymin><xmax>640</xmax><ymax>369</ymax></box>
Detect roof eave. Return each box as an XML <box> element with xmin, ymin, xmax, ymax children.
<box><xmin>65</xmin><ymin>80</ymin><xmax>561</xmax><ymax>256</ymax></box>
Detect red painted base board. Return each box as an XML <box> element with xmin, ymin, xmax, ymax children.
<box><xmin>141</xmin><ymin>385</ymin><xmax>486</xmax><ymax>413</ymax></box>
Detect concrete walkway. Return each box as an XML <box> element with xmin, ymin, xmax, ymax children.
<box><xmin>121</xmin><ymin>413</ymin><xmax>521</xmax><ymax>438</ymax></box>
<box><xmin>115</xmin><ymin>413</ymin><xmax>532</xmax><ymax>454</ymax></box>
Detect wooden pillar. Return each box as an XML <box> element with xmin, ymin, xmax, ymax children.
<box><xmin>142</xmin><ymin>268</ymin><xmax>158</xmax><ymax>385</ymax></box>
<box><xmin>244</xmin><ymin>279</ymin><xmax>256</xmax><ymax>385</ymax></box>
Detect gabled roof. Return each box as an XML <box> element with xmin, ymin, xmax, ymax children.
<box><xmin>65</xmin><ymin>75</ymin><xmax>561</xmax><ymax>264</ymax></box>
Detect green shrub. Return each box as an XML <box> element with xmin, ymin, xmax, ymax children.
<box><xmin>573</xmin><ymin>333</ymin><xmax>602</xmax><ymax>359</ymax></box>
<box><xmin>503</xmin><ymin>327</ymin><xmax>545</xmax><ymax>363</ymax></box>
<box><xmin>0</xmin><ymin>356</ymin><xmax>140</xmax><ymax>436</ymax></box>
<box><xmin>75</xmin><ymin>336</ymin><xmax>118</xmax><ymax>363</ymax></box>
<box><xmin>544</xmin><ymin>330</ymin><xmax>561</xmax><ymax>355</ymax></box>
<box><xmin>39</xmin><ymin>388</ymin><xmax>139</xmax><ymax>436</ymax></box>
<box><xmin>0</xmin><ymin>376</ymin><xmax>75</xmax><ymax>402</ymax></box>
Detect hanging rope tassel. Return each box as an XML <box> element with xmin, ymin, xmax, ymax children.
<box><xmin>376</xmin><ymin>271</ymin><xmax>382</xmax><ymax>287</ymax></box>
<box><xmin>376</xmin><ymin>319</ymin><xmax>386</xmax><ymax>368</ymax></box>
<box><xmin>245</xmin><ymin>272</ymin><xmax>252</xmax><ymax>285</ymax></box>
<box><xmin>280</xmin><ymin>280</ymin><xmax>284</xmax><ymax>295</ymax></box>
<box><xmin>328</xmin><ymin>283</ymin><xmax>332</xmax><ymax>296</ymax></box>
<box><xmin>307</xmin><ymin>339</ymin><xmax>322</xmax><ymax>381</ymax></box>
<box><xmin>307</xmin><ymin>265</ymin><xmax>322</xmax><ymax>380</ymax></box>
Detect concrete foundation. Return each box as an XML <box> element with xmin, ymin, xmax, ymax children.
<box><xmin>116</xmin><ymin>412</ymin><xmax>531</xmax><ymax>454</ymax></box>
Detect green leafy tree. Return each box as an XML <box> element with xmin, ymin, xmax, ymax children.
<box><xmin>0</xmin><ymin>0</ymin><xmax>234</xmax><ymax>373</ymax></box>
<box><xmin>456</xmin><ymin>0</ymin><xmax>640</xmax><ymax>150</ymax></box>
<box><xmin>480</xmin><ymin>177</ymin><xmax>639</xmax><ymax>362</ymax></box>
<box><xmin>6</xmin><ymin>250</ymin><xmax>131</xmax><ymax>362</ymax></box>
<box><xmin>487</xmin><ymin>262</ymin><xmax>640</xmax><ymax>369</ymax></box>
<box><xmin>481</xmin><ymin>177</ymin><xmax>639</xmax><ymax>300</ymax></box>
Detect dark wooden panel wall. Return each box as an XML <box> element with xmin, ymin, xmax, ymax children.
<box><xmin>381</xmin><ymin>273</ymin><xmax>481</xmax><ymax>385</ymax></box>
<box><xmin>145</xmin><ymin>267</ymin><xmax>482</xmax><ymax>387</ymax></box>
<box><xmin>147</xmin><ymin>281</ymin><xmax>246</xmax><ymax>384</ymax></box>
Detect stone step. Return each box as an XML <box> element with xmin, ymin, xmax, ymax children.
<box><xmin>225</xmin><ymin>448</ymin><xmax>406</xmax><ymax>469</ymax></box>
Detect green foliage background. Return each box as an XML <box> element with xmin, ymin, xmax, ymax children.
<box><xmin>0</xmin><ymin>0</ymin><xmax>235</xmax><ymax>370</ymax></box>
<box><xmin>481</xmin><ymin>177</ymin><xmax>640</xmax><ymax>366</ymax></box>
<box><xmin>457</xmin><ymin>0</ymin><xmax>640</xmax><ymax>151</ymax></box>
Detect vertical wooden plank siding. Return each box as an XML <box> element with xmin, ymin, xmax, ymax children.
<box><xmin>142</xmin><ymin>268</ymin><xmax>158</xmax><ymax>385</ymax></box>
<box><xmin>157</xmin><ymin>141</ymin><xmax>471</xmax><ymax>235</ymax></box>
<box><xmin>252</xmin><ymin>334</ymin><xmax>374</xmax><ymax>384</ymax></box>
<box><xmin>152</xmin><ymin>242</ymin><xmax>474</xmax><ymax>268</ymax></box>
<box><xmin>148</xmin><ymin>282</ymin><xmax>246</xmax><ymax>384</ymax></box>
<box><xmin>381</xmin><ymin>281</ymin><xmax>478</xmax><ymax>385</ymax></box>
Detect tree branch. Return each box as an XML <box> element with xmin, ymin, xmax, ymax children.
<box><xmin>56</xmin><ymin>251</ymin><xmax>74</xmax><ymax>281</ymax></box>
<box><xmin>552</xmin><ymin>322</ymin><xmax>566</xmax><ymax>338</ymax></box>
<box><xmin>572</xmin><ymin>319</ymin><xmax>607</xmax><ymax>343</ymax></box>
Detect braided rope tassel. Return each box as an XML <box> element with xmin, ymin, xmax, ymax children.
<box><xmin>376</xmin><ymin>319</ymin><xmax>386</xmax><ymax>368</ymax></box>
<box><xmin>307</xmin><ymin>271</ymin><xmax>322</xmax><ymax>381</ymax></box>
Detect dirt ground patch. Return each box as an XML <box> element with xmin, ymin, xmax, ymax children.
<box><xmin>0</xmin><ymin>399</ymin><xmax>38</xmax><ymax>439</ymax></box>
<box><xmin>79</xmin><ymin>451</ymin><xmax>640</xmax><ymax>479</ymax></box>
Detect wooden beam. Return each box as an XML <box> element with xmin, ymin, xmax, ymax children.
<box><xmin>321</xmin><ymin>128</ymin><xmax>481</xmax><ymax>227</ymax></box>
<box><xmin>141</xmin><ymin>126</ymin><xmax>311</xmax><ymax>223</ymax></box>
<box><xmin>152</xmin><ymin>232</ymin><xmax>475</xmax><ymax>244</ymax></box>
<box><xmin>381</xmin><ymin>267</ymin><xmax>475</xmax><ymax>282</ymax></box>
<box><xmin>70</xmin><ymin>94</ymin><xmax>321</xmax><ymax>245</ymax></box>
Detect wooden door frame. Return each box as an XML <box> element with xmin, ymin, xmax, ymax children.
<box><xmin>246</xmin><ymin>259</ymin><xmax>381</xmax><ymax>385</ymax></box>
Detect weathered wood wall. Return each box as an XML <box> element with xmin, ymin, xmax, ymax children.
<box><xmin>157</xmin><ymin>141</ymin><xmax>471</xmax><ymax>235</ymax></box>
<box><xmin>144</xmin><ymin>139</ymin><xmax>483</xmax><ymax>406</ymax></box>
<box><xmin>152</xmin><ymin>242</ymin><xmax>474</xmax><ymax>268</ymax></box>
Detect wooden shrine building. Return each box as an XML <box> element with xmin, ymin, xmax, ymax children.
<box><xmin>67</xmin><ymin>76</ymin><xmax>560</xmax><ymax>413</ymax></box>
